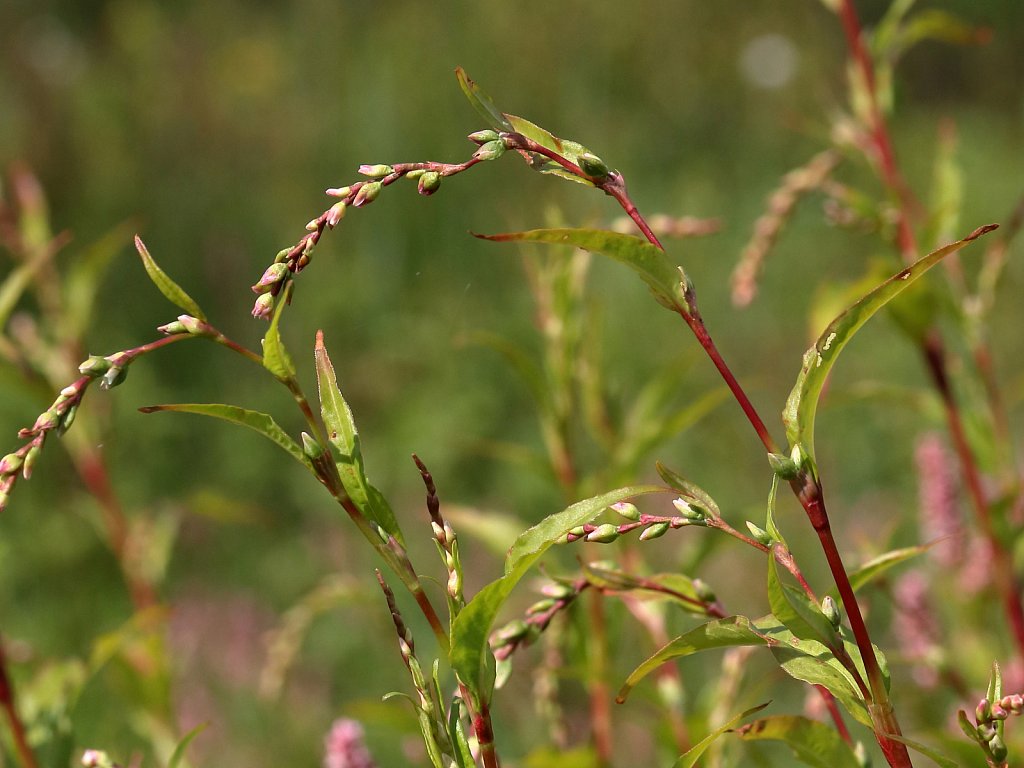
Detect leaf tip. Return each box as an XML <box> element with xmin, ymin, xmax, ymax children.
<box><xmin>966</xmin><ymin>223</ymin><xmax>999</xmax><ymax>241</ymax></box>
<box><xmin>315</xmin><ymin>329</ymin><xmax>325</xmax><ymax>350</ymax></box>
<box><xmin>138</xmin><ymin>406</ymin><xmax>157</xmax><ymax>414</ymax></box>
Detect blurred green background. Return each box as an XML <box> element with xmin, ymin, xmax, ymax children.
<box><xmin>0</xmin><ymin>1</ymin><xmax>1023</xmax><ymax>765</ymax></box>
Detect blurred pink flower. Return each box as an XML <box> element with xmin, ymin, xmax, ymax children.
<box><xmin>892</xmin><ymin>571</ymin><xmax>941</xmax><ymax>688</ymax></box>
<box><xmin>324</xmin><ymin>718</ymin><xmax>376</xmax><ymax>768</ymax></box>
<box><xmin>915</xmin><ymin>433</ymin><xmax>962</xmax><ymax>567</ymax></box>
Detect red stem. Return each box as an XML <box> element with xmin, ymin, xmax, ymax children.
<box><xmin>0</xmin><ymin>640</ymin><xmax>38</xmax><ymax>768</ymax></box>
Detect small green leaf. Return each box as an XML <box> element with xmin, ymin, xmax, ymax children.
<box><xmin>0</xmin><ymin>238</ymin><xmax>53</xmax><ymax>330</ymax></box>
<box><xmin>262</xmin><ymin>281</ymin><xmax>296</xmax><ymax>381</ymax></box>
<box><xmin>138</xmin><ymin>403</ymin><xmax>313</xmax><ymax>473</ymax></box>
<box><xmin>65</xmin><ymin>222</ymin><xmax>132</xmax><ymax>339</ymax></box>
<box><xmin>764</xmin><ymin>474</ymin><xmax>786</xmax><ymax>548</ymax></box>
<box><xmin>451</xmin><ymin>485</ymin><xmax>663</xmax><ymax>699</ymax></box>
<box><xmin>455</xmin><ymin>67</ymin><xmax>513</xmax><ymax>132</ymax></box>
<box><xmin>770</xmin><ymin>640</ymin><xmax>870</xmax><ymax>726</ymax></box>
<box><xmin>504</xmin><ymin>113</ymin><xmax>597</xmax><ymax>187</ymax></box>
<box><xmin>476</xmin><ymin>228</ymin><xmax>688</xmax><ymax>312</ymax></box>
<box><xmin>768</xmin><ymin>554</ymin><xmax>841</xmax><ymax>651</ymax></box>
<box><xmin>888</xmin><ymin>734</ymin><xmax>959</xmax><ymax>768</ymax></box>
<box><xmin>672</xmin><ymin>703</ymin><xmax>770</xmax><ymax>768</ymax></box>
<box><xmin>314</xmin><ymin>331</ymin><xmax>404</xmax><ymax>544</ymax></box>
<box><xmin>844</xmin><ymin>545</ymin><xmax>927</xmax><ymax>593</ymax></box>
<box><xmin>134</xmin><ymin>235</ymin><xmax>208</xmax><ymax>321</ymax></box>
<box><xmin>782</xmin><ymin>224</ymin><xmax>997</xmax><ymax>466</ymax></box>
<box><xmin>447</xmin><ymin>698</ymin><xmax>476</xmax><ymax>768</ymax></box>
<box><xmin>735</xmin><ymin>715</ymin><xmax>860</xmax><ymax>768</ymax></box>
<box><xmin>168</xmin><ymin>723</ymin><xmax>208</xmax><ymax>768</ymax></box>
<box><xmin>655</xmin><ymin>462</ymin><xmax>721</xmax><ymax>518</ymax></box>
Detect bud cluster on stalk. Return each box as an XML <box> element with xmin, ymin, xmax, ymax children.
<box><xmin>414</xmin><ymin>455</ymin><xmax>464</xmax><ymax>607</ymax></box>
<box><xmin>490</xmin><ymin>579</ymin><xmax>583</xmax><ymax>662</ymax></box>
<box><xmin>964</xmin><ymin>692</ymin><xmax>1024</xmax><ymax>763</ymax></box>
<box><xmin>0</xmin><ymin>375</ymin><xmax>92</xmax><ymax>512</ymax></box>
<box><xmin>558</xmin><ymin>498</ymin><xmax>709</xmax><ymax>546</ymax></box>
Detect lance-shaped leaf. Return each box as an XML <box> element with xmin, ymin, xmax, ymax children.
<box><xmin>476</xmin><ymin>228</ymin><xmax>688</xmax><ymax>312</ymax></box>
<box><xmin>455</xmin><ymin>67</ymin><xmax>512</xmax><ymax>133</ymax></box>
<box><xmin>262</xmin><ymin>282</ymin><xmax>296</xmax><ymax>381</ymax></box>
<box><xmin>314</xmin><ymin>331</ymin><xmax>404</xmax><ymax>544</ymax></box>
<box><xmin>782</xmin><ymin>224</ymin><xmax>997</xmax><ymax>465</ymax></box>
<box><xmin>138</xmin><ymin>403</ymin><xmax>313</xmax><ymax>473</ymax></box>
<box><xmin>842</xmin><ymin>544</ymin><xmax>928</xmax><ymax>594</ymax></box>
<box><xmin>888</xmin><ymin>734</ymin><xmax>959</xmax><ymax>768</ymax></box>
<box><xmin>134</xmin><ymin>235</ymin><xmax>208</xmax><ymax>321</ymax></box>
<box><xmin>673</xmin><ymin>703</ymin><xmax>770</xmax><ymax>768</ymax></box>
<box><xmin>618</xmin><ymin>613</ymin><xmax>870</xmax><ymax>724</ymax></box>
<box><xmin>168</xmin><ymin>723</ymin><xmax>208</xmax><ymax>768</ymax></box>
<box><xmin>735</xmin><ymin>716</ymin><xmax>860</xmax><ymax>768</ymax></box>
<box><xmin>450</xmin><ymin>485</ymin><xmax>663</xmax><ymax>699</ymax></box>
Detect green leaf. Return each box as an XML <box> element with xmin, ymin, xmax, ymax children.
<box><xmin>618</xmin><ymin>615</ymin><xmax>771</xmax><ymax>703</ymax></box>
<box><xmin>134</xmin><ymin>235</ymin><xmax>208</xmax><ymax>321</ymax></box>
<box><xmin>888</xmin><ymin>734</ymin><xmax>959</xmax><ymax>768</ymax></box>
<box><xmin>672</xmin><ymin>703</ymin><xmax>770</xmax><ymax>768</ymax></box>
<box><xmin>447</xmin><ymin>698</ymin><xmax>477</xmax><ymax>768</ymax></box>
<box><xmin>314</xmin><ymin>331</ymin><xmax>404</xmax><ymax>544</ymax></box>
<box><xmin>138</xmin><ymin>403</ymin><xmax>313</xmax><ymax>473</ymax></box>
<box><xmin>451</xmin><ymin>485</ymin><xmax>663</xmax><ymax>699</ymax></box>
<box><xmin>655</xmin><ymin>462</ymin><xmax>722</xmax><ymax>517</ymax></box>
<box><xmin>767</xmin><ymin>554</ymin><xmax>841</xmax><ymax>651</ymax></box>
<box><xmin>504</xmin><ymin>113</ymin><xmax>597</xmax><ymax>187</ymax></box>
<box><xmin>475</xmin><ymin>228</ymin><xmax>688</xmax><ymax>313</ymax></box>
<box><xmin>782</xmin><ymin>224</ymin><xmax>997</xmax><ymax>466</ymax></box>
<box><xmin>0</xmin><ymin>237</ymin><xmax>53</xmax><ymax>330</ymax></box>
<box><xmin>844</xmin><ymin>545</ymin><xmax>927</xmax><ymax>593</ymax></box>
<box><xmin>769</xmin><ymin>640</ymin><xmax>870</xmax><ymax>727</ymax></box>
<box><xmin>455</xmin><ymin>67</ymin><xmax>513</xmax><ymax>132</ymax></box>
<box><xmin>764</xmin><ymin>474</ymin><xmax>786</xmax><ymax>548</ymax></box>
<box><xmin>735</xmin><ymin>716</ymin><xmax>860</xmax><ymax>768</ymax></box>
<box><xmin>168</xmin><ymin>723</ymin><xmax>208</xmax><ymax>768</ymax></box>
<box><xmin>262</xmin><ymin>281</ymin><xmax>296</xmax><ymax>381</ymax></box>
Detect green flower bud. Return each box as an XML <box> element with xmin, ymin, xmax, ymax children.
<box><xmin>541</xmin><ymin>582</ymin><xmax>575</xmax><ymax>600</ymax></box>
<box><xmin>58</xmin><ymin>404</ymin><xmax>78</xmax><ymax>435</ymax></box>
<box><xmin>301</xmin><ymin>432</ymin><xmax>325</xmax><ymax>460</ymax></box>
<box><xmin>639</xmin><ymin>521</ymin><xmax>671</xmax><ymax>541</ymax></box>
<box><xmin>768</xmin><ymin>451</ymin><xmax>799</xmax><ymax>479</ymax></box>
<box><xmin>32</xmin><ymin>409</ymin><xmax>61</xmax><ymax>432</ymax></box>
<box><xmin>358</xmin><ymin>164</ymin><xmax>394</xmax><ymax>178</ymax></box>
<box><xmin>251</xmin><ymin>292</ymin><xmax>274</xmax><ymax>320</ymax></box>
<box><xmin>526</xmin><ymin>599</ymin><xmax>556</xmax><ymax>615</ymax></box>
<box><xmin>492</xmin><ymin>620</ymin><xmax>530</xmax><ymax>644</ymax></box>
<box><xmin>418</xmin><ymin>172</ymin><xmax>441</xmax><ymax>196</ymax></box>
<box><xmin>473</xmin><ymin>140</ymin><xmax>506</xmax><ymax>162</ymax></box>
<box><xmin>692</xmin><ymin>578</ymin><xmax>716</xmax><ymax>603</ymax></box>
<box><xmin>0</xmin><ymin>490</ymin><xmax>8</xmax><ymax>512</ymax></box>
<box><xmin>79</xmin><ymin>355</ymin><xmax>112</xmax><ymax>378</ymax></box>
<box><xmin>0</xmin><ymin>453</ymin><xmax>23</xmax><ymax>475</ymax></box>
<box><xmin>746</xmin><ymin>521</ymin><xmax>773</xmax><ymax>546</ymax></box>
<box><xmin>352</xmin><ymin>181</ymin><xmax>381</xmax><ymax>207</ymax></box>
<box><xmin>177</xmin><ymin>315</ymin><xmax>211</xmax><ymax>336</ymax></box>
<box><xmin>253</xmin><ymin>263</ymin><xmax>290</xmax><ymax>294</ymax></box>
<box><xmin>672</xmin><ymin>497</ymin><xmax>706</xmax><ymax>522</ymax></box>
<box><xmin>821</xmin><ymin>595</ymin><xmax>841</xmax><ymax>628</ymax></box>
<box><xmin>611</xmin><ymin>502</ymin><xmax>640</xmax><ymax>521</ymax></box>
<box><xmin>326</xmin><ymin>185</ymin><xmax>351</xmax><ymax>198</ymax></box>
<box><xmin>578</xmin><ymin>152</ymin><xmax>610</xmax><ymax>179</ymax></box>
<box><xmin>585</xmin><ymin>523</ymin><xmax>620</xmax><ymax>543</ymax></box>
<box><xmin>468</xmin><ymin>129</ymin><xmax>500</xmax><ymax>144</ymax></box>
<box><xmin>274</xmin><ymin>247</ymin><xmax>292</xmax><ymax>263</ymax></box>
<box><xmin>326</xmin><ymin>201</ymin><xmax>347</xmax><ymax>228</ymax></box>
<box><xmin>22</xmin><ymin>445</ymin><xmax>41</xmax><ymax>479</ymax></box>
<box><xmin>977</xmin><ymin>699</ymin><xmax>992</xmax><ymax>723</ymax></box>
<box><xmin>101</xmin><ymin>365</ymin><xmax>128</xmax><ymax>390</ymax></box>
<box><xmin>157</xmin><ymin>320</ymin><xmax>188</xmax><ymax>335</ymax></box>
<box><xmin>990</xmin><ymin>734</ymin><xmax>1007</xmax><ymax>761</ymax></box>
